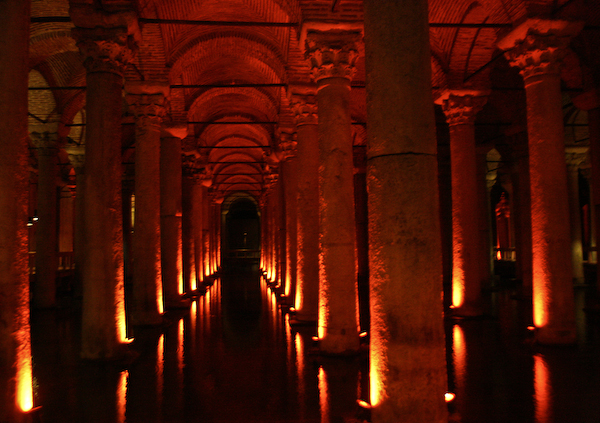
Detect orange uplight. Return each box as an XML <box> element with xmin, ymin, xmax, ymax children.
<box><xmin>528</xmin><ymin>325</ymin><xmax>535</xmax><ymax>331</ymax></box>
<box><xmin>534</xmin><ymin>354</ymin><xmax>551</xmax><ymax>422</ymax></box>
<box><xmin>445</xmin><ymin>392</ymin><xmax>456</xmax><ymax>403</ymax></box>
<box><xmin>451</xmin><ymin>268</ymin><xmax>465</xmax><ymax>309</ymax></box>
<box><xmin>117</xmin><ymin>370</ymin><xmax>128</xmax><ymax>423</ymax></box>
<box><xmin>115</xmin><ymin>271</ymin><xmax>132</xmax><ymax>343</ymax></box>
<box><xmin>532</xmin><ymin>272</ymin><xmax>549</xmax><ymax>329</ymax></box>
<box><xmin>178</xmin><ymin>318</ymin><xmax>184</xmax><ymax>373</ymax></box>
<box><xmin>453</xmin><ymin>325</ymin><xmax>466</xmax><ymax>389</ymax></box>
<box><xmin>294</xmin><ymin>280</ymin><xmax>303</xmax><ymax>311</ymax></box>
<box><xmin>190</xmin><ymin>300</ymin><xmax>197</xmax><ymax>333</ymax></box>
<box><xmin>16</xmin><ymin>344</ymin><xmax>33</xmax><ymax>413</ymax></box>
<box><xmin>157</xmin><ymin>334</ymin><xmax>164</xmax><ymax>402</ymax></box>
<box><xmin>318</xmin><ymin>366</ymin><xmax>329</xmax><ymax>421</ymax></box>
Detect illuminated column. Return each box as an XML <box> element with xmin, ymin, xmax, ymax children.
<box><xmin>304</xmin><ymin>26</ymin><xmax>361</xmax><ymax>353</ymax></box>
<box><xmin>280</xmin><ymin>132</ymin><xmax>298</xmax><ymax>302</ymax></box>
<box><xmin>182</xmin><ymin>158</ymin><xmax>198</xmax><ymax>292</ymax></box>
<box><xmin>202</xmin><ymin>184</ymin><xmax>211</xmax><ymax>279</ymax></box>
<box><xmin>126</xmin><ymin>82</ymin><xmax>168</xmax><ymax>325</ymax></box>
<box><xmin>264</xmin><ymin>172</ymin><xmax>279</xmax><ymax>280</ymax></box>
<box><xmin>477</xmin><ymin>148</ymin><xmax>493</xmax><ymax>290</ymax></box>
<box><xmin>364</xmin><ymin>0</ymin><xmax>448</xmax><ymax>420</ymax></box>
<box><xmin>67</xmin><ymin>146</ymin><xmax>86</xmax><ymax>298</ymax></box>
<box><xmin>31</xmin><ymin>131</ymin><xmax>60</xmax><ymax>309</ymax></box>
<box><xmin>160</xmin><ymin>125</ymin><xmax>187</xmax><ymax>306</ymax></box>
<box><xmin>71</xmin><ymin>9</ymin><xmax>139</xmax><ymax>358</ymax></box>
<box><xmin>192</xmin><ymin>176</ymin><xmax>203</xmax><ymax>285</ymax></box>
<box><xmin>499</xmin><ymin>18</ymin><xmax>582</xmax><ymax>344</ymax></box>
<box><xmin>289</xmin><ymin>86</ymin><xmax>319</xmax><ymax>323</ymax></box>
<box><xmin>437</xmin><ymin>91</ymin><xmax>488</xmax><ymax>316</ymax></box>
<box><xmin>565</xmin><ymin>149</ymin><xmax>587</xmax><ymax>284</ymax></box>
<box><xmin>0</xmin><ymin>0</ymin><xmax>33</xmax><ymax>418</ymax></box>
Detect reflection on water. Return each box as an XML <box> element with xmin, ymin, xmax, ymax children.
<box><xmin>30</xmin><ymin>275</ymin><xmax>600</xmax><ymax>422</ymax></box>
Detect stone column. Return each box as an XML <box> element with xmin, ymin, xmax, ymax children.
<box><xmin>66</xmin><ymin>146</ymin><xmax>86</xmax><ymax>299</ymax></box>
<box><xmin>31</xmin><ymin>132</ymin><xmax>60</xmax><ymax>309</ymax></box>
<box><xmin>0</xmin><ymin>0</ymin><xmax>32</xmax><ymax>418</ymax></box>
<box><xmin>437</xmin><ymin>91</ymin><xmax>488</xmax><ymax>317</ymax></box>
<box><xmin>289</xmin><ymin>86</ymin><xmax>320</xmax><ymax>323</ymax></box>
<box><xmin>280</xmin><ymin>132</ymin><xmax>298</xmax><ymax>302</ymax></box>
<box><xmin>126</xmin><ymin>82</ymin><xmax>168</xmax><ymax>325</ymax></box>
<box><xmin>160</xmin><ymin>125</ymin><xmax>188</xmax><ymax>307</ymax></box>
<box><xmin>565</xmin><ymin>148</ymin><xmax>587</xmax><ymax>284</ymax></box>
<box><xmin>71</xmin><ymin>9</ymin><xmax>139</xmax><ymax>358</ymax></box>
<box><xmin>477</xmin><ymin>148</ymin><xmax>493</xmax><ymax>290</ymax></box>
<box><xmin>182</xmin><ymin>157</ymin><xmax>198</xmax><ymax>294</ymax></box>
<box><xmin>364</xmin><ymin>0</ymin><xmax>448</xmax><ymax>420</ymax></box>
<box><xmin>304</xmin><ymin>26</ymin><xmax>361</xmax><ymax>354</ymax></box>
<box><xmin>499</xmin><ymin>18</ymin><xmax>583</xmax><ymax>344</ymax></box>
<box><xmin>589</xmin><ymin>108</ymin><xmax>600</xmax><ymax>292</ymax></box>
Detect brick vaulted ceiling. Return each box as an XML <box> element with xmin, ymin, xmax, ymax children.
<box><xmin>29</xmin><ymin>0</ymin><xmax>600</xmax><ymax>198</ymax></box>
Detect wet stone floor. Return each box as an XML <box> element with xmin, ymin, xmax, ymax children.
<box><xmin>30</xmin><ymin>271</ymin><xmax>600</xmax><ymax>423</ymax></box>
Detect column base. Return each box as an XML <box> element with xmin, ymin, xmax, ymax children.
<box><xmin>318</xmin><ymin>331</ymin><xmax>360</xmax><ymax>355</ymax></box>
<box><xmin>289</xmin><ymin>312</ymin><xmax>317</xmax><ymax>327</ymax></box>
<box><xmin>165</xmin><ymin>297</ymin><xmax>192</xmax><ymax>310</ymax></box>
<box><xmin>451</xmin><ymin>303</ymin><xmax>484</xmax><ymax>318</ymax></box>
<box><xmin>131</xmin><ymin>312</ymin><xmax>163</xmax><ymax>327</ymax></box>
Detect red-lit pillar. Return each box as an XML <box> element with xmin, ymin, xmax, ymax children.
<box><xmin>201</xmin><ymin>183</ymin><xmax>211</xmax><ymax>279</ymax></box>
<box><xmin>126</xmin><ymin>82</ymin><xmax>168</xmax><ymax>325</ymax></box>
<box><xmin>303</xmin><ymin>26</ymin><xmax>361</xmax><ymax>354</ymax></box>
<box><xmin>437</xmin><ymin>91</ymin><xmax>488</xmax><ymax>316</ymax></box>
<box><xmin>71</xmin><ymin>8</ymin><xmax>139</xmax><ymax>358</ymax></box>
<box><xmin>566</xmin><ymin>149</ymin><xmax>587</xmax><ymax>284</ymax></box>
<box><xmin>161</xmin><ymin>125</ymin><xmax>188</xmax><ymax>306</ymax></box>
<box><xmin>477</xmin><ymin>148</ymin><xmax>493</xmax><ymax>290</ymax></box>
<box><xmin>499</xmin><ymin>18</ymin><xmax>582</xmax><ymax>344</ymax></box>
<box><xmin>0</xmin><ymin>0</ymin><xmax>33</xmax><ymax>418</ymax></box>
<box><xmin>364</xmin><ymin>0</ymin><xmax>448</xmax><ymax>420</ymax></box>
<box><xmin>31</xmin><ymin>132</ymin><xmax>60</xmax><ymax>309</ymax></box>
<box><xmin>289</xmin><ymin>86</ymin><xmax>319</xmax><ymax>323</ymax></box>
<box><xmin>280</xmin><ymin>132</ymin><xmax>298</xmax><ymax>303</ymax></box>
<box><xmin>182</xmin><ymin>158</ymin><xmax>198</xmax><ymax>292</ymax></box>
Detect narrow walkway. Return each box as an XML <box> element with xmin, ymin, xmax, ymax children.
<box><xmin>30</xmin><ymin>273</ymin><xmax>600</xmax><ymax>422</ymax></box>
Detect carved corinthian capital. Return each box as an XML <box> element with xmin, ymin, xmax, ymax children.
<box><xmin>436</xmin><ymin>91</ymin><xmax>488</xmax><ymax>126</ymax></box>
<box><xmin>72</xmin><ymin>26</ymin><xmax>138</xmax><ymax>75</ymax></box>
<box><xmin>497</xmin><ymin>18</ymin><xmax>583</xmax><ymax>81</ymax></box>
<box><xmin>125</xmin><ymin>82</ymin><xmax>170</xmax><ymax>132</ymax></box>
<box><xmin>289</xmin><ymin>85</ymin><xmax>318</xmax><ymax>126</ymax></box>
<box><xmin>304</xmin><ymin>29</ymin><xmax>362</xmax><ymax>82</ymax></box>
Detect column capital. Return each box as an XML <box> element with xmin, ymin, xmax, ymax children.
<box><xmin>288</xmin><ymin>84</ymin><xmax>318</xmax><ymax>126</ymax></box>
<box><xmin>279</xmin><ymin>132</ymin><xmax>297</xmax><ymax>160</ymax></box>
<box><xmin>565</xmin><ymin>146</ymin><xmax>588</xmax><ymax>170</ymax></box>
<box><xmin>125</xmin><ymin>82</ymin><xmax>169</xmax><ymax>131</ymax></box>
<box><xmin>497</xmin><ymin>18</ymin><xmax>583</xmax><ymax>81</ymax></box>
<box><xmin>31</xmin><ymin>132</ymin><xmax>60</xmax><ymax>156</ymax></box>
<box><xmin>65</xmin><ymin>144</ymin><xmax>86</xmax><ymax>172</ymax></box>
<box><xmin>72</xmin><ymin>26</ymin><xmax>138</xmax><ymax>75</ymax></box>
<box><xmin>435</xmin><ymin>90</ymin><xmax>488</xmax><ymax>126</ymax></box>
<box><xmin>302</xmin><ymin>26</ymin><xmax>363</xmax><ymax>83</ymax></box>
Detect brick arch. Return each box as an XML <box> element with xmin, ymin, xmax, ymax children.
<box><xmin>169</xmin><ymin>29</ymin><xmax>285</xmax><ymax>73</ymax></box>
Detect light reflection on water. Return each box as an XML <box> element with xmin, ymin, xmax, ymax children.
<box><xmin>29</xmin><ymin>275</ymin><xmax>600</xmax><ymax>423</ymax></box>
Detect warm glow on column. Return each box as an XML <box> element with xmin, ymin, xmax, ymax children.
<box><xmin>115</xmin><ymin>270</ymin><xmax>132</xmax><ymax>343</ymax></box>
<box><xmin>16</xmin><ymin>336</ymin><xmax>33</xmax><ymax>412</ymax></box>
<box><xmin>532</xmin><ymin>270</ymin><xmax>549</xmax><ymax>328</ymax></box>
<box><xmin>318</xmin><ymin>366</ymin><xmax>329</xmax><ymax>423</ymax></box>
<box><xmin>191</xmin><ymin>274</ymin><xmax>197</xmax><ymax>292</ymax></box>
<box><xmin>157</xmin><ymin>275</ymin><xmax>164</xmax><ymax>315</ymax></box>
<box><xmin>317</xmin><ymin>270</ymin><xmax>328</xmax><ymax>339</ymax></box>
<box><xmin>452</xmin><ymin>325</ymin><xmax>466</xmax><ymax>401</ymax></box>
<box><xmin>117</xmin><ymin>370</ymin><xmax>128</xmax><ymax>423</ymax></box>
<box><xmin>452</xmin><ymin>267</ymin><xmax>465</xmax><ymax>309</ymax></box>
<box><xmin>369</xmin><ymin>303</ymin><xmax>386</xmax><ymax>408</ymax></box>
<box><xmin>534</xmin><ymin>354</ymin><xmax>552</xmax><ymax>422</ymax></box>
<box><xmin>295</xmin><ymin>274</ymin><xmax>303</xmax><ymax>311</ymax></box>
<box><xmin>295</xmin><ymin>332</ymin><xmax>306</xmax><ymax>408</ymax></box>
<box><xmin>190</xmin><ymin>300</ymin><xmax>197</xmax><ymax>334</ymax></box>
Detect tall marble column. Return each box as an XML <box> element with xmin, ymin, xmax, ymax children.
<box><xmin>182</xmin><ymin>157</ymin><xmax>198</xmax><ymax>293</ymax></box>
<box><xmin>289</xmin><ymin>86</ymin><xmax>319</xmax><ymax>324</ymax></box>
<box><xmin>71</xmin><ymin>9</ymin><xmax>139</xmax><ymax>358</ymax></box>
<box><xmin>160</xmin><ymin>125</ymin><xmax>188</xmax><ymax>306</ymax></box>
<box><xmin>353</xmin><ymin>146</ymin><xmax>369</xmax><ymax>332</ymax></box>
<box><xmin>565</xmin><ymin>149</ymin><xmax>587</xmax><ymax>283</ymax></box>
<box><xmin>364</xmin><ymin>0</ymin><xmax>448</xmax><ymax>420</ymax></box>
<box><xmin>437</xmin><ymin>91</ymin><xmax>488</xmax><ymax>316</ymax></box>
<box><xmin>280</xmin><ymin>132</ymin><xmax>298</xmax><ymax>302</ymax></box>
<box><xmin>126</xmin><ymin>82</ymin><xmax>168</xmax><ymax>325</ymax></box>
<box><xmin>0</xmin><ymin>0</ymin><xmax>32</xmax><ymax>418</ymax></box>
<box><xmin>303</xmin><ymin>26</ymin><xmax>361</xmax><ymax>354</ymax></box>
<box><xmin>499</xmin><ymin>18</ymin><xmax>582</xmax><ymax>344</ymax></box>
<box><xmin>31</xmin><ymin>131</ymin><xmax>60</xmax><ymax>309</ymax></box>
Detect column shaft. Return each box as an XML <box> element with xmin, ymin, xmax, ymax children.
<box><xmin>161</xmin><ymin>135</ymin><xmax>185</xmax><ymax>305</ymax></box>
<box><xmin>294</xmin><ymin>119</ymin><xmax>320</xmax><ymax>323</ymax></box>
<box><xmin>282</xmin><ymin>150</ymin><xmax>298</xmax><ymax>302</ymax></box>
<box><xmin>364</xmin><ymin>0</ymin><xmax>448</xmax><ymax>420</ymax></box>
<box><xmin>0</xmin><ymin>0</ymin><xmax>33</xmax><ymax>418</ymax></box>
